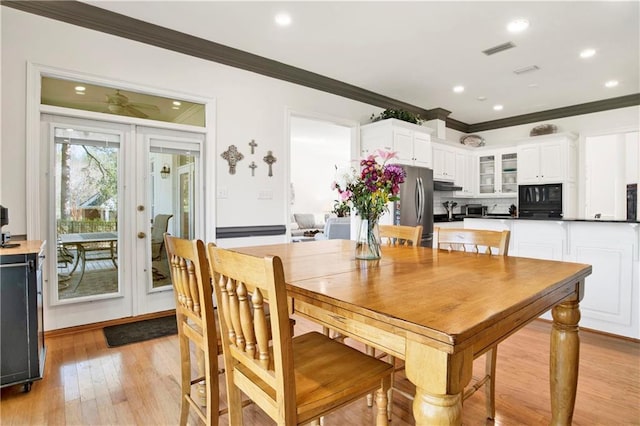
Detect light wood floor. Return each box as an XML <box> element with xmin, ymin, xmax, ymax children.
<box><xmin>1</xmin><ymin>317</ymin><xmax>638</xmax><ymax>425</ymax></box>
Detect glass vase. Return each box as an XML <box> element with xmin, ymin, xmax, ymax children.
<box><xmin>355</xmin><ymin>216</ymin><xmax>381</xmax><ymax>260</ymax></box>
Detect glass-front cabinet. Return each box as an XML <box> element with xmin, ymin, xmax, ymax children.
<box><xmin>500</xmin><ymin>152</ymin><xmax>518</xmax><ymax>195</ymax></box>
<box><xmin>477</xmin><ymin>150</ymin><xmax>517</xmax><ymax>196</ymax></box>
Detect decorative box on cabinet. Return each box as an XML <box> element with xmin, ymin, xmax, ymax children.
<box><xmin>360</xmin><ymin>119</ymin><xmax>433</xmax><ymax>167</ymax></box>
<box><xmin>517</xmin><ymin>132</ymin><xmax>577</xmax><ymax>184</ymax></box>
<box><xmin>0</xmin><ymin>241</ymin><xmax>46</xmax><ymax>392</ymax></box>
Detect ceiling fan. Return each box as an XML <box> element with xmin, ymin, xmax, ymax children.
<box><xmin>103</xmin><ymin>90</ymin><xmax>160</xmax><ymax>118</ymax></box>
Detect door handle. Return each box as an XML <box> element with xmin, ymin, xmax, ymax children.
<box><xmin>137</xmin><ymin>232</ymin><xmax>146</xmax><ymax>239</ymax></box>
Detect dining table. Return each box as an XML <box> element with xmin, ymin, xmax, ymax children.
<box><xmin>59</xmin><ymin>232</ymin><xmax>118</xmax><ymax>290</ymax></box>
<box><xmin>232</xmin><ymin>239</ymin><xmax>592</xmax><ymax>425</ymax></box>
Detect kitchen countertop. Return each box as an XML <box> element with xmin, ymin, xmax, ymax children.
<box><xmin>464</xmin><ymin>215</ymin><xmax>640</xmax><ymax>224</ymax></box>
<box><xmin>0</xmin><ymin>240</ymin><xmax>45</xmax><ymax>255</ymax></box>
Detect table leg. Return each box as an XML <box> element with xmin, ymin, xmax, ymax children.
<box><xmin>70</xmin><ymin>245</ymin><xmax>87</xmax><ymax>293</ymax></box>
<box><xmin>550</xmin><ymin>298</ymin><xmax>581</xmax><ymax>426</ymax></box>
<box><xmin>405</xmin><ymin>340</ymin><xmax>472</xmax><ymax>425</ymax></box>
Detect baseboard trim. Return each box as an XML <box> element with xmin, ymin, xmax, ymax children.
<box><xmin>44</xmin><ymin>309</ymin><xmax>176</xmax><ymax>338</ymax></box>
<box><xmin>535</xmin><ymin>318</ymin><xmax>639</xmax><ymax>343</ymax></box>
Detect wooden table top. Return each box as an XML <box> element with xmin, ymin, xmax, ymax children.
<box><xmin>233</xmin><ymin>240</ymin><xmax>592</xmax><ymax>350</ymax></box>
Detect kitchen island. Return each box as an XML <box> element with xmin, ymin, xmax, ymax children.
<box><xmin>463</xmin><ymin>217</ymin><xmax>639</xmax><ymax>339</ymax></box>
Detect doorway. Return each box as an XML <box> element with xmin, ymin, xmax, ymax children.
<box><xmin>43</xmin><ymin>115</ymin><xmax>204</xmax><ymax>327</ymax></box>
<box><xmin>289</xmin><ymin>115</ymin><xmax>355</xmax><ymax>239</ymax></box>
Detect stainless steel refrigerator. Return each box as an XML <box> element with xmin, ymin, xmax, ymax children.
<box><xmin>392</xmin><ymin>165</ymin><xmax>434</xmax><ymax>246</ymax></box>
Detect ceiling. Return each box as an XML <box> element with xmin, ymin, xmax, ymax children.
<box><xmin>78</xmin><ymin>1</ymin><xmax>639</xmax><ymax>125</ymax></box>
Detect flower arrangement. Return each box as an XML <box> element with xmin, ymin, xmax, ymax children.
<box><xmin>332</xmin><ymin>150</ymin><xmax>406</xmax><ymax>221</ymax></box>
<box><xmin>332</xmin><ymin>150</ymin><xmax>406</xmax><ymax>259</ymax></box>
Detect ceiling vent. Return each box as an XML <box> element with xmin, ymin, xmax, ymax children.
<box><xmin>482</xmin><ymin>42</ymin><xmax>516</xmax><ymax>56</ymax></box>
<box><xmin>514</xmin><ymin>65</ymin><xmax>540</xmax><ymax>75</ymax></box>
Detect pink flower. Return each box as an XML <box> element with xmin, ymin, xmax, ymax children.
<box><xmin>340</xmin><ymin>190</ymin><xmax>352</xmax><ymax>201</ymax></box>
<box><xmin>376</xmin><ymin>149</ymin><xmax>397</xmax><ymax>162</ymax></box>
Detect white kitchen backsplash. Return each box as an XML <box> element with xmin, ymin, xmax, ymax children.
<box><xmin>433</xmin><ymin>191</ymin><xmax>516</xmax><ymax>215</ymax></box>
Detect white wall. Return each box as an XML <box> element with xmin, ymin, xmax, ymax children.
<box><xmin>290</xmin><ymin>116</ymin><xmax>351</xmax><ymax>216</ymax></box>
<box><xmin>0</xmin><ymin>8</ymin><xmax>381</xmax><ymax>238</ymax></box>
<box><xmin>2</xmin><ymin>8</ymin><xmax>639</xmax><ymax>236</ymax></box>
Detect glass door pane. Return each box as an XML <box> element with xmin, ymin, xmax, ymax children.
<box><xmin>479</xmin><ymin>155</ymin><xmax>495</xmax><ymax>194</ymax></box>
<box><xmin>148</xmin><ymin>150</ymin><xmax>197</xmax><ymax>292</ymax></box>
<box><xmin>54</xmin><ymin>128</ymin><xmax>120</xmax><ymax>300</ymax></box>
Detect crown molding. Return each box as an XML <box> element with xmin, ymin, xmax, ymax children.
<box><xmin>3</xmin><ymin>0</ymin><xmax>638</xmax><ymax>133</ymax></box>
<box><xmin>2</xmin><ymin>0</ymin><xmax>430</xmax><ymax>116</ymax></box>
<box><xmin>468</xmin><ymin>94</ymin><xmax>640</xmax><ymax>133</ymax></box>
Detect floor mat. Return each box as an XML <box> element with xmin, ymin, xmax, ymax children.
<box><xmin>103</xmin><ymin>315</ymin><xmax>177</xmax><ymax>347</ymax></box>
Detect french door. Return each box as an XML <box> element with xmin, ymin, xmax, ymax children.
<box><xmin>43</xmin><ymin>115</ymin><xmax>204</xmax><ymax>328</ymax></box>
<box><xmin>135</xmin><ymin>126</ymin><xmax>203</xmax><ymax>314</ymax></box>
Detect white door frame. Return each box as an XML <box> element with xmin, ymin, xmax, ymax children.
<box><xmin>26</xmin><ymin>63</ymin><xmax>216</xmax><ymax>330</ymax></box>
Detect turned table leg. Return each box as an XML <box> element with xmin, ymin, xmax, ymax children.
<box><xmin>550</xmin><ymin>298</ymin><xmax>581</xmax><ymax>426</ymax></box>
<box><xmin>405</xmin><ymin>340</ymin><xmax>472</xmax><ymax>425</ymax></box>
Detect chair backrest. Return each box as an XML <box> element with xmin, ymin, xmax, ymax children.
<box><xmin>433</xmin><ymin>227</ymin><xmax>510</xmax><ymax>256</ymax></box>
<box><xmin>164</xmin><ymin>234</ymin><xmax>219</xmax><ymax>425</ymax></box>
<box><xmin>379</xmin><ymin>224</ymin><xmax>423</xmax><ymax>247</ymax></box>
<box><xmin>324</xmin><ymin>217</ymin><xmax>351</xmax><ymax>240</ymax></box>
<box><xmin>152</xmin><ymin>214</ymin><xmax>173</xmax><ymax>241</ymax></box>
<box><xmin>206</xmin><ymin>244</ymin><xmax>296</xmax><ymax>422</ymax></box>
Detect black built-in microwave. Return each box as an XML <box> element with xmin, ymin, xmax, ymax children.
<box><xmin>518</xmin><ymin>183</ymin><xmax>563</xmax><ymax>218</ymax></box>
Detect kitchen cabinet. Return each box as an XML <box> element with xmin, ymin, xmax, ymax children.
<box><xmin>463</xmin><ymin>218</ymin><xmax>639</xmax><ymax>339</ymax></box>
<box><xmin>1</xmin><ymin>241</ymin><xmax>46</xmax><ymax>392</ymax></box>
<box><xmin>432</xmin><ymin>143</ymin><xmax>456</xmax><ymax>181</ymax></box>
<box><xmin>517</xmin><ymin>133</ymin><xmax>577</xmax><ymax>184</ymax></box>
<box><xmin>454</xmin><ymin>149</ymin><xmax>475</xmax><ymax>197</ymax></box>
<box><xmin>360</xmin><ymin>119</ymin><xmax>432</xmax><ymax>167</ymax></box>
<box><xmin>476</xmin><ymin>149</ymin><xmax>518</xmax><ymax>197</ymax></box>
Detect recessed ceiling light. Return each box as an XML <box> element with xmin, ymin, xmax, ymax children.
<box><xmin>605</xmin><ymin>80</ymin><xmax>619</xmax><ymax>88</ymax></box>
<box><xmin>74</xmin><ymin>86</ymin><xmax>86</xmax><ymax>92</ymax></box>
<box><xmin>528</xmin><ymin>83</ymin><xmax>539</xmax><ymax>88</ymax></box>
<box><xmin>275</xmin><ymin>12</ymin><xmax>292</xmax><ymax>27</ymax></box>
<box><xmin>477</xmin><ymin>96</ymin><xmax>487</xmax><ymax>101</ymax></box>
<box><xmin>453</xmin><ymin>85</ymin><xmax>465</xmax><ymax>93</ymax></box>
<box><xmin>172</xmin><ymin>101</ymin><xmax>181</xmax><ymax>106</ymax></box>
<box><xmin>580</xmin><ymin>48</ymin><xmax>596</xmax><ymax>59</ymax></box>
<box><xmin>507</xmin><ymin>19</ymin><xmax>529</xmax><ymax>33</ymax></box>
<box><xmin>493</xmin><ymin>104</ymin><xmax>504</xmax><ymax>111</ymax></box>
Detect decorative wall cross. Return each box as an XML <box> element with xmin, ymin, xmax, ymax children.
<box><xmin>221</xmin><ymin>145</ymin><xmax>244</xmax><ymax>175</ymax></box>
<box><xmin>263</xmin><ymin>151</ymin><xmax>277</xmax><ymax>177</ymax></box>
<box><xmin>249</xmin><ymin>161</ymin><xmax>257</xmax><ymax>177</ymax></box>
<box><xmin>249</xmin><ymin>139</ymin><xmax>258</xmax><ymax>154</ymax></box>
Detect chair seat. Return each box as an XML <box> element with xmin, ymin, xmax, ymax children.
<box><xmin>236</xmin><ymin>331</ymin><xmax>393</xmax><ymax>424</ymax></box>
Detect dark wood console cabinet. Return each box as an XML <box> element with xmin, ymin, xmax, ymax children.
<box><xmin>0</xmin><ymin>241</ymin><xmax>46</xmax><ymax>392</ymax></box>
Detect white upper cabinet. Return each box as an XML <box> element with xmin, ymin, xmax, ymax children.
<box><xmin>476</xmin><ymin>149</ymin><xmax>518</xmax><ymax>197</ymax></box>
<box><xmin>454</xmin><ymin>149</ymin><xmax>475</xmax><ymax>196</ymax></box>
<box><xmin>517</xmin><ymin>133</ymin><xmax>578</xmax><ymax>184</ymax></box>
<box><xmin>360</xmin><ymin>119</ymin><xmax>433</xmax><ymax>167</ymax></box>
<box><xmin>432</xmin><ymin>143</ymin><xmax>456</xmax><ymax>181</ymax></box>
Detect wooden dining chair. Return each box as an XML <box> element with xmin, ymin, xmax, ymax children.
<box><xmin>432</xmin><ymin>226</ymin><xmax>511</xmax><ymax>420</ymax></box>
<box><xmin>164</xmin><ymin>234</ymin><xmax>223</xmax><ymax>426</ymax></box>
<box><xmin>206</xmin><ymin>243</ymin><xmax>393</xmax><ymax>425</ymax></box>
<box><xmin>379</xmin><ymin>224</ymin><xmax>423</xmax><ymax>247</ymax></box>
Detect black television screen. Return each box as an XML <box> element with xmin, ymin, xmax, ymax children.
<box><xmin>0</xmin><ymin>205</ymin><xmax>8</xmax><ymax>227</ymax></box>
